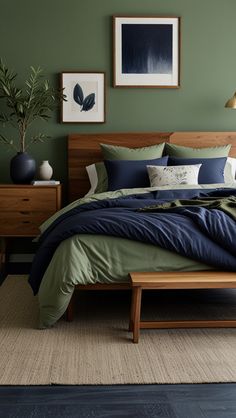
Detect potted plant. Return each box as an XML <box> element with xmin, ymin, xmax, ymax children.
<box><xmin>0</xmin><ymin>59</ymin><xmax>66</xmax><ymax>183</ymax></box>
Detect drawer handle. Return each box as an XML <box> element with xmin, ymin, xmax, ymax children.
<box><xmin>22</xmin><ymin>198</ymin><xmax>30</xmax><ymax>201</ymax></box>
<box><xmin>20</xmin><ymin>211</ymin><xmax>30</xmax><ymax>215</ymax></box>
<box><xmin>22</xmin><ymin>221</ymin><xmax>30</xmax><ymax>224</ymax></box>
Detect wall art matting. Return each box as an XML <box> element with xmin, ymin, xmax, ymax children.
<box><xmin>113</xmin><ymin>16</ymin><xmax>180</xmax><ymax>88</ymax></box>
<box><xmin>61</xmin><ymin>72</ymin><xmax>105</xmax><ymax>123</ymax></box>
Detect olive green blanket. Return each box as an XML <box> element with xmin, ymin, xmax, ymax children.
<box><xmin>140</xmin><ymin>196</ymin><xmax>236</xmax><ymax>220</ymax></box>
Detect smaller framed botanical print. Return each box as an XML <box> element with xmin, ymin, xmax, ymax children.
<box><xmin>61</xmin><ymin>72</ymin><xmax>105</xmax><ymax>123</ymax></box>
<box><xmin>113</xmin><ymin>16</ymin><xmax>180</xmax><ymax>88</ymax></box>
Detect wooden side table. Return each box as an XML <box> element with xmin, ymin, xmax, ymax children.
<box><xmin>129</xmin><ymin>271</ymin><xmax>236</xmax><ymax>343</ymax></box>
<box><xmin>0</xmin><ymin>184</ymin><xmax>62</xmax><ymax>277</ymax></box>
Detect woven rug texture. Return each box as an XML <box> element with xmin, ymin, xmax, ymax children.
<box><xmin>1</xmin><ymin>275</ymin><xmax>236</xmax><ymax>385</ymax></box>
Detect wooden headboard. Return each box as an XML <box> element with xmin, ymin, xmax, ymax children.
<box><xmin>68</xmin><ymin>132</ymin><xmax>236</xmax><ymax>202</ymax></box>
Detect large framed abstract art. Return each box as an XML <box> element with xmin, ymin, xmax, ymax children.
<box><xmin>113</xmin><ymin>16</ymin><xmax>180</xmax><ymax>88</ymax></box>
<box><xmin>61</xmin><ymin>72</ymin><xmax>106</xmax><ymax>123</ymax></box>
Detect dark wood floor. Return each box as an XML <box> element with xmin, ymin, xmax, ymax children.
<box><xmin>0</xmin><ymin>384</ymin><xmax>236</xmax><ymax>418</ymax></box>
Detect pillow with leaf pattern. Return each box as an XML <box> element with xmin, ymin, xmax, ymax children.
<box><xmin>147</xmin><ymin>164</ymin><xmax>202</xmax><ymax>187</ymax></box>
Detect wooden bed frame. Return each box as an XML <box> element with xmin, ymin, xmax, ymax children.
<box><xmin>66</xmin><ymin>131</ymin><xmax>236</xmax><ymax>321</ymax></box>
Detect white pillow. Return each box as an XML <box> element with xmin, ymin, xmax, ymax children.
<box><xmin>224</xmin><ymin>157</ymin><xmax>236</xmax><ymax>183</ymax></box>
<box><xmin>147</xmin><ymin>164</ymin><xmax>202</xmax><ymax>187</ymax></box>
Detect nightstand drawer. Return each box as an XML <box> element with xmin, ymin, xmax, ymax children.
<box><xmin>0</xmin><ymin>211</ymin><xmax>54</xmax><ymax>236</ymax></box>
<box><xmin>0</xmin><ymin>188</ymin><xmax>57</xmax><ymax>211</ymax></box>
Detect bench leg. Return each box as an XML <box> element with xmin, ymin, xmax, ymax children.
<box><xmin>129</xmin><ymin>287</ymin><xmax>135</xmax><ymax>331</ymax></box>
<box><xmin>66</xmin><ymin>294</ymin><xmax>74</xmax><ymax>322</ymax></box>
<box><xmin>133</xmin><ymin>286</ymin><xmax>142</xmax><ymax>343</ymax></box>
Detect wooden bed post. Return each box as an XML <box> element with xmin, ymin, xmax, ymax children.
<box><xmin>65</xmin><ymin>284</ymin><xmax>131</xmax><ymax>322</ymax></box>
<box><xmin>66</xmin><ymin>294</ymin><xmax>74</xmax><ymax>322</ymax></box>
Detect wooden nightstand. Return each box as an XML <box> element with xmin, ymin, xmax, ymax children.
<box><xmin>0</xmin><ymin>184</ymin><xmax>62</xmax><ymax>277</ymax></box>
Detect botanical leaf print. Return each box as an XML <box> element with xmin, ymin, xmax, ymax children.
<box><xmin>147</xmin><ymin>164</ymin><xmax>201</xmax><ymax>187</ymax></box>
<box><xmin>73</xmin><ymin>84</ymin><xmax>84</xmax><ymax>106</ymax></box>
<box><xmin>73</xmin><ymin>84</ymin><xmax>95</xmax><ymax>112</ymax></box>
<box><xmin>82</xmin><ymin>93</ymin><xmax>95</xmax><ymax>111</ymax></box>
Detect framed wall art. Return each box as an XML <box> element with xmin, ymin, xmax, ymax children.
<box><xmin>61</xmin><ymin>72</ymin><xmax>105</xmax><ymax>123</ymax></box>
<box><xmin>113</xmin><ymin>16</ymin><xmax>180</xmax><ymax>88</ymax></box>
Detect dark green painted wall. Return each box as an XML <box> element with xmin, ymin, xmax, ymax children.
<box><xmin>1</xmin><ymin>0</ymin><xmax>236</xmax><ymax>184</ymax></box>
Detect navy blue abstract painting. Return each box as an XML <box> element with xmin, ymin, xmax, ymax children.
<box><xmin>122</xmin><ymin>24</ymin><xmax>173</xmax><ymax>74</ymax></box>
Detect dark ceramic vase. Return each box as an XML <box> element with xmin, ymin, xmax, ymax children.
<box><xmin>10</xmin><ymin>152</ymin><xmax>36</xmax><ymax>184</ymax></box>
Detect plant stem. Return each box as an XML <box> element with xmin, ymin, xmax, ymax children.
<box><xmin>21</xmin><ymin>131</ymin><xmax>25</xmax><ymax>152</ymax></box>
<box><xmin>19</xmin><ymin>121</ymin><xmax>26</xmax><ymax>152</ymax></box>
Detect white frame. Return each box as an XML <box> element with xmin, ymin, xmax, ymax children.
<box><xmin>61</xmin><ymin>72</ymin><xmax>105</xmax><ymax>123</ymax></box>
<box><xmin>113</xmin><ymin>16</ymin><xmax>180</xmax><ymax>88</ymax></box>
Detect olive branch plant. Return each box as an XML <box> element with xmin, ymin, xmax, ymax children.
<box><xmin>0</xmin><ymin>59</ymin><xmax>66</xmax><ymax>153</ymax></box>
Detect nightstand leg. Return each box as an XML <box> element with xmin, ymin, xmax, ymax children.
<box><xmin>0</xmin><ymin>238</ymin><xmax>7</xmax><ymax>282</ymax></box>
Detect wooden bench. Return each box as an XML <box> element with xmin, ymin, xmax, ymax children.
<box><xmin>129</xmin><ymin>271</ymin><xmax>236</xmax><ymax>343</ymax></box>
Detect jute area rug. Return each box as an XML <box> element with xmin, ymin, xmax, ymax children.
<box><xmin>1</xmin><ymin>275</ymin><xmax>236</xmax><ymax>385</ymax></box>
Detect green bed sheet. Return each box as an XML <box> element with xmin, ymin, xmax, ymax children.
<box><xmin>38</xmin><ymin>234</ymin><xmax>212</xmax><ymax>328</ymax></box>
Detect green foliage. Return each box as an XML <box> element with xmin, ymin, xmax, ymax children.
<box><xmin>0</xmin><ymin>59</ymin><xmax>66</xmax><ymax>152</ymax></box>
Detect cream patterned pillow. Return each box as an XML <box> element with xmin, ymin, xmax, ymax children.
<box><xmin>147</xmin><ymin>164</ymin><xmax>202</xmax><ymax>186</ymax></box>
<box><xmin>224</xmin><ymin>157</ymin><xmax>236</xmax><ymax>183</ymax></box>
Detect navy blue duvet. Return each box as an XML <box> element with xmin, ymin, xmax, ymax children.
<box><xmin>29</xmin><ymin>188</ymin><xmax>236</xmax><ymax>295</ymax></box>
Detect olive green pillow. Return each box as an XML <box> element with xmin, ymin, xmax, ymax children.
<box><xmin>164</xmin><ymin>143</ymin><xmax>231</xmax><ymax>158</ymax></box>
<box><xmin>94</xmin><ymin>162</ymin><xmax>108</xmax><ymax>193</ymax></box>
<box><xmin>86</xmin><ymin>162</ymin><xmax>108</xmax><ymax>195</ymax></box>
<box><xmin>100</xmin><ymin>142</ymin><xmax>165</xmax><ymax>160</ymax></box>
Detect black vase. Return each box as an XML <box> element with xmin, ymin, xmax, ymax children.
<box><xmin>10</xmin><ymin>152</ymin><xmax>36</xmax><ymax>184</ymax></box>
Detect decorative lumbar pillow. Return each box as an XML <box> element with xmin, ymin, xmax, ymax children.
<box><xmin>100</xmin><ymin>143</ymin><xmax>165</xmax><ymax>160</ymax></box>
<box><xmin>147</xmin><ymin>164</ymin><xmax>201</xmax><ymax>187</ymax></box>
<box><xmin>104</xmin><ymin>156</ymin><xmax>169</xmax><ymax>191</ymax></box>
<box><xmin>168</xmin><ymin>156</ymin><xmax>227</xmax><ymax>184</ymax></box>
<box><xmin>224</xmin><ymin>157</ymin><xmax>236</xmax><ymax>183</ymax></box>
<box><xmin>164</xmin><ymin>143</ymin><xmax>231</xmax><ymax>158</ymax></box>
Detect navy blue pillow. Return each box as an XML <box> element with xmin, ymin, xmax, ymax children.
<box><xmin>168</xmin><ymin>156</ymin><xmax>227</xmax><ymax>184</ymax></box>
<box><xmin>104</xmin><ymin>156</ymin><xmax>169</xmax><ymax>191</ymax></box>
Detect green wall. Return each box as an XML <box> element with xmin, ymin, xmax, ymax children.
<box><xmin>1</xmin><ymin>0</ymin><xmax>236</xmax><ymax>185</ymax></box>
